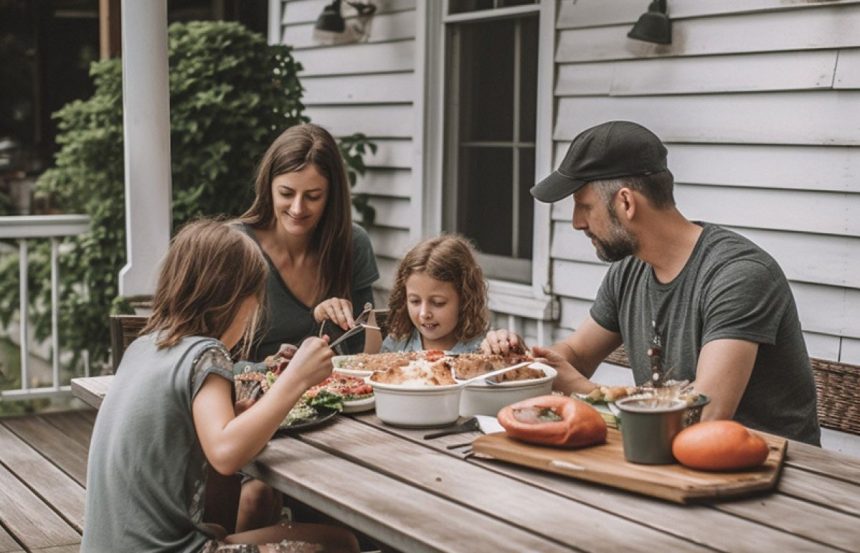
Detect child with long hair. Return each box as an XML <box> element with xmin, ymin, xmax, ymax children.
<box><xmin>383</xmin><ymin>235</ymin><xmax>489</xmax><ymax>353</ymax></box>
<box><xmin>82</xmin><ymin>220</ymin><xmax>358</xmax><ymax>553</ymax></box>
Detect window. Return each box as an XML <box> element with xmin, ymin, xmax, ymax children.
<box><xmin>442</xmin><ymin>1</ymin><xmax>540</xmax><ymax>283</ymax></box>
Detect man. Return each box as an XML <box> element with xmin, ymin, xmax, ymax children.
<box><xmin>484</xmin><ymin>120</ymin><xmax>820</xmax><ymax>445</ymax></box>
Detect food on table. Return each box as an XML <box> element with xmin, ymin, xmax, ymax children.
<box><xmin>583</xmin><ymin>385</ymin><xmax>641</xmax><ymax>403</ymax></box>
<box><xmin>672</xmin><ymin>420</ymin><xmax>769</xmax><ymax>471</ymax></box>
<box><xmin>369</xmin><ymin>357</ymin><xmax>457</xmax><ymax>386</ymax></box>
<box><xmin>498</xmin><ymin>395</ymin><xmax>607</xmax><ymax>448</ymax></box>
<box><xmin>335</xmin><ymin>351</ymin><xmax>426</xmax><ymax>373</ymax></box>
<box><xmin>234</xmin><ymin>370</ymin><xmax>269</xmax><ymax>399</ymax></box>
<box><xmin>450</xmin><ymin>352</ymin><xmax>545</xmax><ymax>383</ymax></box>
<box><xmin>263</xmin><ymin>343</ymin><xmax>297</xmax><ymax>375</ymax></box>
<box><xmin>306</xmin><ymin>373</ymin><xmax>373</xmax><ymax>401</ymax></box>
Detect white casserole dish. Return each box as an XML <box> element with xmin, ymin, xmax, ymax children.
<box><xmin>459</xmin><ymin>363</ymin><xmax>557</xmax><ymax>417</ymax></box>
<box><xmin>368</xmin><ymin>379</ymin><xmax>463</xmax><ymax>427</ymax></box>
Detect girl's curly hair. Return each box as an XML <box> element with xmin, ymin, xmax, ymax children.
<box><xmin>387</xmin><ymin>235</ymin><xmax>489</xmax><ymax>343</ymax></box>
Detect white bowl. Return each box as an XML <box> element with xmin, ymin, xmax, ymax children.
<box><xmin>459</xmin><ymin>363</ymin><xmax>557</xmax><ymax>417</ymax></box>
<box><xmin>369</xmin><ymin>379</ymin><xmax>463</xmax><ymax>427</ymax></box>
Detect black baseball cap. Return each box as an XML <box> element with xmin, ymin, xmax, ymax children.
<box><xmin>530</xmin><ymin>121</ymin><xmax>668</xmax><ymax>203</ymax></box>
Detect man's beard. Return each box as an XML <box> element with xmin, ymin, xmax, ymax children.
<box><xmin>591</xmin><ymin>213</ymin><xmax>637</xmax><ymax>262</ymax></box>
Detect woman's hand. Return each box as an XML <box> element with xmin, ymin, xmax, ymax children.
<box><xmin>284</xmin><ymin>336</ymin><xmax>334</xmax><ymax>389</ymax></box>
<box><xmin>313</xmin><ymin>297</ymin><xmax>355</xmax><ymax>331</ymax></box>
<box><xmin>481</xmin><ymin>329</ymin><xmax>527</xmax><ymax>355</ymax></box>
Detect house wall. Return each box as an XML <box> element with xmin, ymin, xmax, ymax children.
<box><xmin>551</xmin><ymin>0</ymin><xmax>860</xmax><ymax>365</ymax></box>
<box><xmin>278</xmin><ymin>0</ymin><xmax>420</xmax><ymax>298</ymax></box>
<box><xmin>275</xmin><ymin>0</ymin><xmax>860</xmax><ymax>365</ymax></box>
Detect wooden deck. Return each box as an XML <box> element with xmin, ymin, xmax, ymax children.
<box><xmin>0</xmin><ymin>410</ymin><xmax>95</xmax><ymax>553</ymax></box>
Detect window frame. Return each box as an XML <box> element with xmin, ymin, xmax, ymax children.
<box><xmin>416</xmin><ymin>0</ymin><xmax>556</xmax><ymax>320</ymax></box>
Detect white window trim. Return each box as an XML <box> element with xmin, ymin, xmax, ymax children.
<box><xmin>415</xmin><ymin>0</ymin><xmax>557</xmax><ymax>321</ymax></box>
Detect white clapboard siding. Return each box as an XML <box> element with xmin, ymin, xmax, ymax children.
<box><xmin>840</xmin><ymin>338</ymin><xmax>860</xmax><ymax>364</ymax></box>
<box><xmin>673</xmin><ymin>185</ymin><xmax>860</xmax><ymax>238</ymax></box>
<box><xmin>365</xmin><ymin>195</ymin><xmax>412</xmax><ymax>229</ymax></box>
<box><xmin>366</xmin><ymin>226</ymin><xmax>413</xmax><ymax>259</ymax></box>
<box><xmin>552</xmin><ymin>260</ymin><xmax>606</xmax><ymax>301</ymax></box>
<box><xmin>805</xmin><ymin>332</ymin><xmax>843</xmax><ymax>362</ymax></box>
<box><xmin>305</xmin><ymin>105</ymin><xmax>413</xmax><ymax>138</ymax></box>
<box><xmin>554</xmin><ymin>93</ymin><xmax>860</xmax><ymax>146</ymax></box>
<box><xmin>551</xmin><ymin>221</ymin><xmax>860</xmax><ymax>291</ymax></box>
<box><xmin>836</xmin><ymin>49</ymin><xmax>860</xmax><ymax>89</ymax></box>
<box><xmin>556</xmin><ymin>0</ymin><xmax>860</xmax><ymax>29</ymax></box>
<box><xmin>555</xmin><ymin>51</ymin><xmax>840</xmax><ymax>97</ymax></box>
<box><xmin>283</xmin><ymin>0</ymin><xmax>416</xmax><ymax>25</ymax></box>
<box><xmin>293</xmin><ymin>40</ymin><xmax>415</xmax><ymax>76</ymax></box>
<box><xmin>556</xmin><ymin>6</ymin><xmax>860</xmax><ymax>63</ymax></box>
<box><xmin>353</xmin><ymin>168</ymin><xmax>413</xmax><ymax>198</ymax></box>
<box><xmin>374</xmin><ymin>256</ymin><xmax>400</xmax><ymax>291</ymax></box>
<box><xmin>284</xmin><ymin>10</ymin><xmax>416</xmax><ymax>49</ymax></box>
<box><xmin>793</xmin><ymin>282</ymin><xmax>860</xmax><ymax>338</ymax></box>
<box><xmin>549</xmin><ymin>185</ymin><xmax>860</xmax><ymax>238</ymax></box>
<box><xmin>301</xmin><ymin>72</ymin><xmax>414</xmax><ymax>105</ymax></box>
<box><xmin>553</xmin><ymin>141</ymin><xmax>860</xmax><ymax>194</ymax></box>
<box><xmin>363</xmin><ymin>139</ymin><xmax>413</xmax><ymax>169</ymax></box>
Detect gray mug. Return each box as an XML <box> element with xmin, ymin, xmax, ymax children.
<box><xmin>616</xmin><ymin>397</ymin><xmax>687</xmax><ymax>464</ymax></box>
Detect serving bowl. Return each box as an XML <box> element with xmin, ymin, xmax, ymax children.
<box><xmin>459</xmin><ymin>363</ymin><xmax>557</xmax><ymax>417</ymax></box>
<box><xmin>369</xmin><ymin>379</ymin><xmax>464</xmax><ymax>427</ymax></box>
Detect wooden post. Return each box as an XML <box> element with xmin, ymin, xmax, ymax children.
<box><xmin>99</xmin><ymin>0</ymin><xmax>122</xmax><ymax>59</ymax></box>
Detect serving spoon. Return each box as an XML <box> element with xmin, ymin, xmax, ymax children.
<box><xmin>453</xmin><ymin>361</ymin><xmax>535</xmax><ymax>386</ymax></box>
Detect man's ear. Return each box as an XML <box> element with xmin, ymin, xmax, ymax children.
<box><xmin>616</xmin><ymin>187</ymin><xmax>636</xmax><ymax>220</ymax></box>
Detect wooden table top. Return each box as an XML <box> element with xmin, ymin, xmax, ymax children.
<box><xmin>246</xmin><ymin>413</ymin><xmax>860</xmax><ymax>553</ymax></box>
<box><xmin>71</xmin><ymin>376</ymin><xmax>860</xmax><ymax>552</ymax></box>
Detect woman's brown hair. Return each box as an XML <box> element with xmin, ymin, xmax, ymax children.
<box><xmin>387</xmin><ymin>235</ymin><xmax>489</xmax><ymax>343</ymax></box>
<box><xmin>240</xmin><ymin>123</ymin><xmax>353</xmax><ymax>302</ymax></box>
<box><xmin>141</xmin><ymin>219</ymin><xmax>268</xmax><ymax>357</ymax></box>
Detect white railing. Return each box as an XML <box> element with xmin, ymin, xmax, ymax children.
<box><xmin>0</xmin><ymin>214</ymin><xmax>91</xmax><ymax>400</ymax></box>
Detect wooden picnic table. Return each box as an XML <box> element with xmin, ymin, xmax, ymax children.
<box><xmin>71</xmin><ymin>376</ymin><xmax>860</xmax><ymax>552</ymax></box>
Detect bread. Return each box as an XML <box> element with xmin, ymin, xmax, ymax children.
<box><xmin>672</xmin><ymin>420</ymin><xmax>769</xmax><ymax>471</ymax></box>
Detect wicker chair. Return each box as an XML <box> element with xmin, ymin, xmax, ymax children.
<box><xmin>603</xmin><ymin>345</ymin><xmax>860</xmax><ymax>436</ymax></box>
<box><xmin>811</xmin><ymin>359</ymin><xmax>860</xmax><ymax>435</ymax></box>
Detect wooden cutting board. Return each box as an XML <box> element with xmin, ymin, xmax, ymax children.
<box><xmin>472</xmin><ymin>428</ymin><xmax>787</xmax><ymax>504</ymax></box>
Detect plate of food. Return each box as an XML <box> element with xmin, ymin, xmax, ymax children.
<box><xmin>278</xmin><ymin>405</ymin><xmax>339</xmax><ymax>433</ymax></box>
<box><xmin>307</xmin><ymin>373</ymin><xmax>375</xmax><ymax>414</ymax></box>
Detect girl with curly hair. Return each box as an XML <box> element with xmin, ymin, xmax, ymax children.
<box><xmin>383</xmin><ymin>235</ymin><xmax>489</xmax><ymax>353</ymax></box>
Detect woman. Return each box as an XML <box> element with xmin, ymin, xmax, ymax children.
<box><xmin>235</xmin><ymin>123</ymin><xmax>379</xmax><ymax>531</ymax></box>
<box><xmin>239</xmin><ymin>123</ymin><xmax>379</xmax><ymax>361</ymax></box>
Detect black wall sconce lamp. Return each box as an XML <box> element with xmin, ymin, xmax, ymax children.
<box><xmin>628</xmin><ymin>0</ymin><xmax>672</xmax><ymax>45</ymax></box>
<box><xmin>314</xmin><ymin>0</ymin><xmax>378</xmax><ymax>44</ymax></box>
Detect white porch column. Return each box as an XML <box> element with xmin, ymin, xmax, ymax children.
<box><xmin>118</xmin><ymin>0</ymin><xmax>171</xmax><ymax>297</ymax></box>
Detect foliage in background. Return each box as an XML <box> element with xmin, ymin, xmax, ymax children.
<box><xmin>0</xmin><ymin>21</ymin><xmax>375</xmax><ymax>374</ymax></box>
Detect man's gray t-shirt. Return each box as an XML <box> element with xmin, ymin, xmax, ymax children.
<box><xmin>590</xmin><ymin>223</ymin><xmax>820</xmax><ymax>444</ymax></box>
<box><xmin>82</xmin><ymin>335</ymin><xmax>234</xmax><ymax>552</ymax></box>
<box><xmin>241</xmin><ymin>223</ymin><xmax>380</xmax><ymax>360</ymax></box>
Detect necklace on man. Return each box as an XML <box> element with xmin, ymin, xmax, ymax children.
<box><xmin>646</xmin><ymin>272</ymin><xmax>666</xmax><ymax>387</ymax></box>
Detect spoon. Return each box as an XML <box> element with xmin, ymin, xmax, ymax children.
<box><xmin>453</xmin><ymin>361</ymin><xmax>534</xmax><ymax>386</ymax></box>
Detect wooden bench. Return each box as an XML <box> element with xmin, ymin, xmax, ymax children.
<box><xmin>605</xmin><ymin>345</ymin><xmax>860</xmax><ymax>436</ymax></box>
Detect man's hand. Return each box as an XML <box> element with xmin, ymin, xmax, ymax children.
<box><xmin>481</xmin><ymin>329</ymin><xmax>526</xmax><ymax>355</ymax></box>
<box><xmin>532</xmin><ymin>345</ymin><xmax>598</xmax><ymax>395</ymax></box>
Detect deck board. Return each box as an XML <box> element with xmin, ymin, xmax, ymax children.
<box><xmin>2</xmin><ymin>417</ymin><xmax>89</xmax><ymax>486</ymax></box>
<box><xmin>0</xmin><ymin>411</ymin><xmax>92</xmax><ymax>553</ymax></box>
<box><xmin>40</xmin><ymin>413</ymin><xmax>94</xmax><ymax>451</ymax></box>
<box><xmin>0</xmin><ymin>463</ymin><xmax>80</xmax><ymax>551</ymax></box>
<box><xmin>0</xmin><ymin>425</ymin><xmax>86</xmax><ymax>531</ymax></box>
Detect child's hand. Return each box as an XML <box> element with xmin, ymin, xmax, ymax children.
<box><xmin>313</xmin><ymin>297</ymin><xmax>355</xmax><ymax>330</ymax></box>
<box><xmin>285</xmin><ymin>336</ymin><xmax>334</xmax><ymax>388</ymax></box>
<box><xmin>481</xmin><ymin>329</ymin><xmax>527</xmax><ymax>355</ymax></box>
